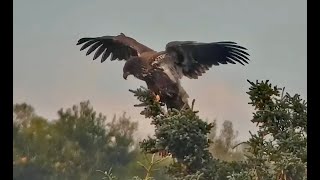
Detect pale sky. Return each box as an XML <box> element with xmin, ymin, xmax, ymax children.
<box><xmin>13</xmin><ymin>0</ymin><xmax>307</xmax><ymax>140</ymax></box>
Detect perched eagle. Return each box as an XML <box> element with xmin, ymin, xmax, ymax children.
<box><xmin>76</xmin><ymin>33</ymin><xmax>250</xmax><ymax>110</ymax></box>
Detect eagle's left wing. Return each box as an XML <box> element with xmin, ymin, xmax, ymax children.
<box><xmin>76</xmin><ymin>33</ymin><xmax>154</xmax><ymax>62</ymax></box>
<box><xmin>163</xmin><ymin>41</ymin><xmax>250</xmax><ymax>79</ymax></box>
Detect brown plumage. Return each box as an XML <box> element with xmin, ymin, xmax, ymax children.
<box><xmin>76</xmin><ymin>33</ymin><xmax>250</xmax><ymax>110</ymax></box>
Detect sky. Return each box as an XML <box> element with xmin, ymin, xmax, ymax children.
<box><xmin>13</xmin><ymin>0</ymin><xmax>307</xmax><ymax>140</ymax></box>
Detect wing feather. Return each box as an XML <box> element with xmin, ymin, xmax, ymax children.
<box><xmin>86</xmin><ymin>41</ymin><xmax>103</xmax><ymax>56</ymax></box>
<box><xmin>101</xmin><ymin>48</ymin><xmax>112</xmax><ymax>63</ymax></box>
<box><xmin>80</xmin><ymin>40</ymin><xmax>98</xmax><ymax>51</ymax></box>
<box><xmin>77</xmin><ymin>33</ymin><xmax>153</xmax><ymax>62</ymax></box>
<box><xmin>164</xmin><ymin>40</ymin><xmax>250</xmax><ymax>79</ymax></box>
<box><xmin>93</xmin><ymin>44</ymin><xmax>106</xmax><ymax>60</ymax></box>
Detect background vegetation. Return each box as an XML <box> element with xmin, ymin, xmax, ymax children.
<box><xmin>13</xmin><ymin>80</ymin><xmax>307</xmax><ymax>179</ymax></box>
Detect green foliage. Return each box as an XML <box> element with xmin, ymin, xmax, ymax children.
<box><xmin>129</xmin><ymin>88</ymin><xmax>241</xmax><ymax>180</ymax></box>
<box><xmin>129</xmin><ymin>79</ymin><xmax>307</xmax><ymax>180</ymax></box>
<box><xmin>13</xmin><ymin>79</ymin><xmax>307</xmax><ymax>180</ymax></box>
<box><xmin>13</xmin><ymin>101</ymin><xmax>147</xmax><ymax>180</ymax></box>
<box><xmin>230</xmin><ymin>80</ymin><xmax>307</xmax><ymax>179</ymax></box>
<box><xmin>98</xmin><ymin>153</ymin><xmax>172</xmax><ymax>180</ymax></box>
<box><xmin>136</xmin><ymin>153</ymin><xmax>170</xmax><ymax>180</ymax></box>
<box><xmin>96</xmin><ymin>168</ymin><xmax>118</xmax><ymax>180</ymax></box>
<box><xmin>13</xmin><ymin>103</ymin><xmax>36</xmax><ymax>127</ymax></box>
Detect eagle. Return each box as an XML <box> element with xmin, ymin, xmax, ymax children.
<box><xmin>76</xmin><ymin>33</ymin><xmax>250</xmax><ymax>110</ymax></box>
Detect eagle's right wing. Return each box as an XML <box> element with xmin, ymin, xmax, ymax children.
<box><xmin>76</xmin><ymin>33</ymin><xmax>154</xmax><ymax>62</ymax></box>
<box><xmin>164</xmin><ymin>41</ymin><xmax>250</xmax><ymax>79</ymax></box>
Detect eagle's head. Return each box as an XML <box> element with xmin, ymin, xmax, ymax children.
<box><xmin>123</xmin><ymin>57</ymin><xmax>146</xmax><ymax>80</ymax></box>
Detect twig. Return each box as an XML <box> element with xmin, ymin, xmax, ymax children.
<box><xmin>137</xmin><ymin>153</ymin><xmax>169</xmax><ymax>180</ymax></box>
<box><xmin>191</xmin><ymin>99</ymin><xmax>196</xmax><ymax>110</ymax></box>
<box><xmin>232</xmin><ymin>141</ymin><xmax>248</xmax><ymax>149</ymax></box>
<box><xmin>281</xmin><ymin>87</ymin><xmax>285</xmax><ymax>99</ymax></box>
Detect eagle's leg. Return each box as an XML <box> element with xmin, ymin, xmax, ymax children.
<box><xmin>151</xmin><ymin>91</ymin><xmax>161</xmax><ymax>102</ymax></box>
<box><xmin>155</xmin><ymin>94</ymin><xmax>161</xmax><ymax>102</ymax></box>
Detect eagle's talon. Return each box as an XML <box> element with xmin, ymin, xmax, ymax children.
<box><xmin>150</xmin><ymin>92</ymin><xmax>161</xmax><ymax>102</ymax></box>
<box><xmin>155</xmin><ymin>95</ymin><xmax>161</xmax><ymax>102</ymax></box>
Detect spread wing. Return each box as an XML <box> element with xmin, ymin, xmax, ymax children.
<box><xmin>76</xmin><ymin>33</ymin><xmax>154</xmax><ymax>62</ymax></box>
<box><xmin>163</xmin><ymin>41</ymin><xmax>250</xmax><ymax>79</ymax></box>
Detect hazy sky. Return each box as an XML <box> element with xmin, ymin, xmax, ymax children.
<box><xmin>13</xmin><ymin>0</ymin><xmax>307</xmax><ymax>140</ymax></box>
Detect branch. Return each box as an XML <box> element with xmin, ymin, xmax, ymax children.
<box><xmin>232</xmin><ymin>141</ymin><xmax>249</xmax><ymax>149</ymax></box>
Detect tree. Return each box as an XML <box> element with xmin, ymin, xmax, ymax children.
<box><xmin>13</xmin><ymin>79</ymin><xmax>307</xmax><ymax>180</ymax></box>
<box><xmin>209</xmin><ymin>120</ymin><xmax>245</xmax><ymax>162</ymax></box>
<box><xmin>13</xmin><ymin>103</ymin><xmax>55</xmax><ymax>180</ymax></box>
<box><xmin>129</xmin><ymin>87</ymin><xmax>242</xmax><ymax>180</ymax></box>
<box><xmin>228</xmin><ymin>80</ymin><xmax>307</xmax><ymax>180</ymax></box>
<box><xmin>13</xmin><ymin>103</ymin><xmax>36</xmax><ymax>128</ymax></box>
<box><xmin>128</xmin><ymin>79</ymin><xmax>307</xmax><ymax>180</ymax></box>
<box><xmin>13</xmin><ymin>101</ymin><xmax>146</xmax><ymax>180</ymax></box>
